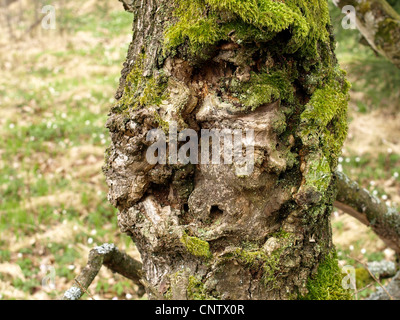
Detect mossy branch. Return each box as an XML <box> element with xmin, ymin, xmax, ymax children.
<box><xmin>333</xmin><ymin>0</ymin><xmax>400</xmax><ymax>69</ymax></box>
<box><xmin>334</xmin><ymin>171</ymin><xmax>400</xmax><ymax>254</ymax></box>
<box><xmin>62</xmin><ymin>243</ymin><xmax>144</xmax><ymax>300</ymax></box>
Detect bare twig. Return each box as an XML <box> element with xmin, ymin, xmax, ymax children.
<box><xmin>62</xmin><ymin>243</ymin><xmax>144</xmax><ymax>300</ymax></box>
<box><xmin>348</xmin><ymin>255</ymin><xmax>394</xmax><ymax>300</ymax></box>
<box><xmin>334</xmin><ymin>171</ymin><xmax>400</xmax><ymax>254</ymax></box>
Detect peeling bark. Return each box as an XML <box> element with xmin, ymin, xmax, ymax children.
<box><xmin>333</xmin><ymin>0</ymin><xmax>400</xmax><ymax>68</ymax></box>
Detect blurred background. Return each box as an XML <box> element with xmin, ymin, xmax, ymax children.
<box><xmin>0</xmin><ymin>0</ymin><xmax>399</xmax><ymax>300</ymax></box>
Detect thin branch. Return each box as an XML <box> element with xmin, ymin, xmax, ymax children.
<box><xmin>334</xmin><ymin>171</ymin><xmax>400</xmax><ymax>254</ymax></box>
<box><xmin>368</xmin><ymin>271</ymin><xmax>400</xmax><ymax>300</ymax></box>
<box><xmin>349</xmin><ymin>255</ymin><xmax>394</xmax><ymax>300</ymax></box>
<box><xmin>62</xmin><ymin>243</ymin><xmax>144</xmax><ymax>300</ymax></box>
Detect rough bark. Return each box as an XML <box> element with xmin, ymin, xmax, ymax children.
<box><xmin>104</xmin><ymin>0</ymin><xmax>351</xmax><ymax>300</ymax></box>
<box><xmin>335</xmin><ymin>171</ymin><xmax>400</xmax><ymax>254</ymax></box>
<box><xmin>333</xmin><ymin>0</ymin><xmax>400</xmax><ymax>68</ymax></box>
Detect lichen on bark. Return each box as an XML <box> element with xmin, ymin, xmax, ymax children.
<box><xmin>104</xmin><ymin>0</ymin><xmax>352</xmax><ymax>300</ymax></box>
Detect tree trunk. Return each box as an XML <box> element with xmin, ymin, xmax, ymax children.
<box><xmin>104</xmin><ymin>0</ymin><xmax>352</xmax><ymax>300</ymax></box>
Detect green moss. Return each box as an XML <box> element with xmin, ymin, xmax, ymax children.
<box><xmin>303</xmin><ymin>154</ymin><xmax>332</xmax><ymax>196</ymax></box>
<box><xmin>187</xmin><ymin>275</ymin><xmax>218</xmax><ymax>300</ymax></box>
<box><xmin>232</xmin><ymin>232</ymin><xmax>295</xmax><ymax>287</ymax></box>
<box><xmin>298</xmin><ymin>68</ymin><xmax>350</xmax><ymax>167</ymax></box>
<box><xmin>228</xmin><ymin>68</ymin><xmax>295</xmax><ymax>110</ymax></box>
<box><xmin>165</xmin><ymin>0</ymin><xmax>332</xmax><ymax>64</ymax></box>
<box><xmin>112</xmin><ymin>54</ymin><xmax>169</xmax><ymax>114</ymax></box>
<box><xmin>355</xmin><ymin>268</ymin><xmax>373</xmax><ymax>289</ymax></box>
<box><xmin>300</xmin><ymin>251</ymin><xmax>353</xmax><ymax>300</ymax></box>
<box><xmin>153</xmin><ymin>110</ymin><xmax>170</xmax><ymax>132</ymax></box>
<box><xmin>180</xmin><ymin>232</ymin><xmax>212</xmax><ymax>259</ymax></box>
<box><xmin>296</xmin><ymin>67</ymin><xmax>350</xmax><ymax>205</ymax></box>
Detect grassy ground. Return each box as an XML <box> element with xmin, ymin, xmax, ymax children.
<box><xmin>0</xmin><ymin>0</ymin><xmax>399</xmax><ymax>300</ymax></box>
<box><xmin>0</xmin><ymin>0</ymin><xmax>142</xmax><ymax>300</ymax></box>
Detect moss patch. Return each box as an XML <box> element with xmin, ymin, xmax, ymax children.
<box><xmin>112</xmin><ymin>54</ymin><xmax>169</xmax><ymax>114</ymax></box>
<box><xmin>165</xmin><ymin>0</ymin><xmax>331</xmax><ymax>58</ymax></box>
<box><xmin>187</xmin><ymin>275</ymin><xmax>219</xmax><ymax>300</ymax></box>
<box><xmin>300</xmin><ymin>251</ymin><xmax>353</xmax><ymax>300</ymax></box>
<box><xmin>180</xmin><ymin>232</ymin><xmax>212</xmax><ymax>259</ymax></box>
<box><xmin>298</xmin><ymin>68</ymin><xmax>351</xmax><ymax>168</ymax></box>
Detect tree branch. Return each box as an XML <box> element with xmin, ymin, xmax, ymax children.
<box><xmin>334</xmin><ymin>171</ymin><xmax>400</xmax><ymax>254</ymax></box>
<box><xmin>367</xmin><ymin>271</ymin><xmax>400</xmax><ymax>300</ymax></box>
<box><xmin>333</xmin><ymin>0</ymin><xmax>400</xmax><ymax>68</ymax></box>
<box><xmin>62</xmin><ymin>243</ymin><xmax>144</xmax><ymax>300</ymax></box>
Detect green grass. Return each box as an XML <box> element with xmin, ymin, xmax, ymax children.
<box><xmin>0</xmin><ymin>1</ymin><xmax>138</xmax><ymax>300</ymax></box>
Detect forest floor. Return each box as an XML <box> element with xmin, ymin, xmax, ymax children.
<box><xmin>0</xmin><ymin>0</ymin><xmax>399</xmax><ymax>300</ymax></box>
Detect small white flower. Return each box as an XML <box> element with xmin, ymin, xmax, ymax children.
<box><xmin>68</xmin><ymin>265</ymin><xmax>75</xmax><ymax>270</ymax></box>
<box><xmin>349</xmin><ymin>245</ymin><xmax>354</xmax><ymax>251</ymax></box>
<box><xmin>0</xmin><ymin>294</ymin><xmax>3</xmax><ymax>299</ymax></box>
<box><xmin>361</xmin><ymin>248</ymin><xmax>366</xmax><ymax>254</ymax></box>
<box><xmin>9</xmin><ymin>123</ymin><xmax>15</xmax><ymax>129</ymax></box>
<box><xmin>88</xmin><ymin>237</ymin><xmax>93</xmax><ymax>244</ymax></box>
<box><xmin>387</xmin><ymin>148</ymin><xmax>393</xmax><ymax>154</ymax></box>
<box><xmin>17</xmin><ymin>253</ymin><xmax>23</xmax><ymax>258</ymax></box>
<box><xmin>394</xmin><ymin>172</ymin><xmax>399</xmax><ymax>178</ymax></box>
<box><xmin>61</xmin><ymin>113</ymin><xmax>67</xmax><ymax>119</ymax></box>
<box><xmin>338</xmin><ymin>164</ymin><xmax>343</xmax><ymax>172</ymax></box>
<box><xmin>372</xmin><ymin>190</ymin><xmax>378</xmax><ymax>196</ymax></box>
<box><xmin>30</xmin><ymin>136</ymin><xmax>35</xmax><ymax>141</ymax></box>
<box><xmin>338</xmin><ymin>157</ymin><xmax>343</xmax><ymax>163</ymax></box>
<box><xmin>370</xmin><ymin>181</ymin><xmax>376</xmax><ymax>186</ymax></box>
<box><xmin>112</xmin><ymin>297</ymin><xmax>118</xmax><ymax>300</ymax></box>
<box><xmin>337</xmin><ymin>251</ymin><xmax>342</xmax><ymax>256</ymax></box>
<box><xmin>355</xmin><ymin>157</ymin><xmax>360</xmax><ymax>163</ymax></box>
<box><xmin>73</xmin><ymin>225</ymin><xmax>78</xmax><ymax>231</ymax></box>
<box><xmin>333</xmin><ymin>211</ymin><xmax>339</xmax><ymax>218</ymax></box>
<box><xmin>345</xmin><ymin>158</ymin><xmax>350</xmax><ymax>163</ymax></box>
<box><xmin>91</xmin><ymin>229</ymin><xmax>97</xmax><ymax>235</ymax></box>
<box><xmin>382</xmin><ymin>195</ymin><xmax>388</xmax><ymax>201</ymax></box>
<box><xmin>85</xmin><ymin>120</ymin><xmax>91</xmax><ymax>126</ymax></box>
<box><xmin>125</xmin><ymin>293</ymin><xmax>132</xmax><ymax>300</ymax></box>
